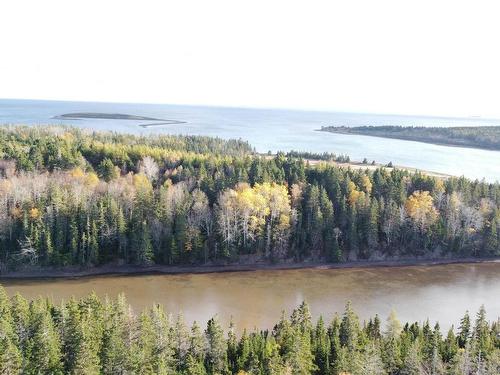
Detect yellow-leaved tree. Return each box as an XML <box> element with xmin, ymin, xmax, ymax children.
<box><xmin>404</xmin><ymin>190</ymin><xmax>438</xmax><ymax>231</ymax></box>
<box><xmin>217</xmin><ymin>182</ymin><xmax>291</xmax><ymax>257</ymax></box>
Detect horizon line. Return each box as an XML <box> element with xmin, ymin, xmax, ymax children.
<box><xmin>1</xmin><ymin>96</ymin><xmax>500</xmax><ymax>122</ymax></box>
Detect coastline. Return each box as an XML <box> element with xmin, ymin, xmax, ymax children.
<box><xmin>1</xmin><ymin>257</ymin><xmax>499</xmax><ymax>281</ymax></box>
<box><xmin>317</xmin><ymin>128</ymin><xmax>500</xmax><ymax>152</ymax></box>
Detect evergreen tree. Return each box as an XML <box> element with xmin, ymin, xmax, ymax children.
<box><xmin>339</xmin><ymin>301</ymin><xmax>360</xmax><ymax>350</ymax></box>
<box><xmin>0</xmin><ymin>316</ymin><xmax>22</xmax><ymax>374</ymax></box>
<box><xmin>400</xmin><ymin>340</ymin><xmax>423</xmax><ymax>375</ymax></box>
<box><xmin>442</xmin><ymin>327</ymin><xmax>458</xmax><ymax>362</ymax></box>
<box><xmin>313</xmin><ymin>316</ymin><xmax>330</xmax><ymax>375</ymax></box>
<box><xmin>474</xmin><ymin>305</ymin><xmax>492</xmax><ymax>362</ymax></box>
<box><xmin>205</xmin><ymin>317</ymin><xmax>228</xmax><ymax>375</ymax></box>
<box><xmin>186</xmin><ymin>321</ymin><xmax>207</xmax><ymax>375</ymax></box>
<box><xmin>458</xmin><ymin>311</ymin><xmax>471</xmax><ymax>348</ymax></box>
<box><xmin>26</xmin><ymin>300</ymin><xmax>63</xmax><ymax>374</ymax></box>
<box><xmin>98</xmin><ymin>158</ymin><xmax>120</xmax><ymax>182</ymax></box>
<box><xmin>62</xmin><ymin>298</ymin><xmax>101</xmax><ymax>374</ymax></box>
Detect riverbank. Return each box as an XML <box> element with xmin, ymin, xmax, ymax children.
<box><xmin>1</xmin><ymin>257</ymin><xmax>499</xmax><ymax>280</ymax></box>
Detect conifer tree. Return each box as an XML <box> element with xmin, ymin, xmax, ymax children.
<box><xmin>26</xmin><ymin>300</ymin><xmax>63</xmax><ymax>374</ymax></box>
<box><xmin>0</xmin><ymin>315</ymin><xmax>22</xmax><ymax>374</ymax></box>
<box><xmin>339</xmin><ymin>301</ymin><xmax>360</xmax><ymax>350</ymax></box>
<box><xmin>205</xmin><ymin>316</ymin><xmax>228</xmax><ymax>375</ymax></box>
<box><xmin>458</xmin><ymin>311</ymin><xmax>471</xmax><ymax>348</ymax></box>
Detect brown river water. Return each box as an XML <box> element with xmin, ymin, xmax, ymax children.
<box><xmin>1</xmin><ymin>262</ymin><xmax>499</xmax><ymax>332</ymax></box>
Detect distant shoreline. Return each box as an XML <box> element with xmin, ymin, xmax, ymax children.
<box><xmin>1</xmin><ymin>257</ymin><xmax>499</xmax><ymax>281</ymax></box>
<box><xmin>318</xmin><ymin>125</ymin><xmax>500</xmax><ymax>152</ymax></box>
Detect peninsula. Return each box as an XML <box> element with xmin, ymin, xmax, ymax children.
<box><xmin>320</xmin><ymin>125</ymin><xmax>500</xmax><ymax>151</ymax></box>
<box><xmin>53</xmin><ymin>112</ymin><xmax>187</xmax><ymax>127</ymax></box>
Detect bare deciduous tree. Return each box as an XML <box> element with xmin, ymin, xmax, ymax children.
<box><xmin>138</xmin><ymin>156</ymin><xmax>159</xmax><ymax>182</ymax></box>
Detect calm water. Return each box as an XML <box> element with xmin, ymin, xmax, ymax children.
<box><xmin>2</xmin><ymin>263</ymin><xmax>500</xmax><ymax>331</ymax></box>
<box><xmin>1</xmin><ymin>99</ymin><xmax>500</xmax><ymax>182</ymax></box>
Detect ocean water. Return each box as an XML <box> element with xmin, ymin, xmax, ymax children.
<box><xmin>1</xmin><ymin>98</ymin><xmax>499</xmax><ymax>182</ymax></box>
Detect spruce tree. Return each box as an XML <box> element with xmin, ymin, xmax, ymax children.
<box><xmin>0</xmin><ymin>315</ymin><xmax>22</xmax><ymax>374</ymax></box>
<box><xmin>458</xmin><ymin>311</ymin><xmax>471</xmax><ymax>348</ymax></box>
<box><xmin>205</xmin><ymin>316</ymin><xmax>228</xmax><ymax>375</ymax></box>
<box><xmin>26</xmin><ymin>300</ymin><xmax>63</xmax><ymax>374</ymax></box>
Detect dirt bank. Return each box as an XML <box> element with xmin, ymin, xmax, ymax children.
<box><xmin>1</xmin><ymin>257</ymin><xmax>499</xmax><ymax>280</ymax></box>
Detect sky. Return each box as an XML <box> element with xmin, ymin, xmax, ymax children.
<box><xmin>1</xmin><ymin>0</ymin><xmax>500</xmax><ymax>117</ymax></box>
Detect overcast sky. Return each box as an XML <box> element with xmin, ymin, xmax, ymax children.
<box><xmin>1</xmin><ymin>0</ymin><xmax>500</xmax><ymax>117</ymax></box>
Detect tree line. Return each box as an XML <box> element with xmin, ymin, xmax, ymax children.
<box><xmin>0</xmin><ymin>126</ymin><xmax>499</xmax><ymax>271</ymax></box>
<box><xmin>319</xmin><ymin>126</ymin><xmax>500</xmax><ymax>151</ymax></box>
<box><xmin>0</xmin><ymin>288</ymin><xmax>499</xmax><ymax>374</ymax></box>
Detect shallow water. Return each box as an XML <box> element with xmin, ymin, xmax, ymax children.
<box><xmin>1</xmin><ymin>99</ymin><xmax>499</xmax><ymax>182</ymax></box>
<box><xmin>2</xmin><ymin>262</ymin><xmax>499</xmax><ymax>331</ymax></box>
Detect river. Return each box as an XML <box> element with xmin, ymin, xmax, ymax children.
<box><xmin>2</xmin><ymin>262</ymin><xmax>499</xmax><ymax>331</ymax></box>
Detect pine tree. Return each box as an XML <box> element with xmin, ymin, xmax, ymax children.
<box><xmin>442</xmin><ymin>327</ymin><xmax>458</xmax><ymax>362</ymax></box>
<box><xmin>173</xmin><ymin>313</ymin><xmax>190</xmax><ymax>372</ymax></box>
<box><xmin>100</xmin><ymin>295</ymin><xmax>130</xmax><ymax>373</ymax></box>
<box><xmin>26</xmin><ymin>300</ymin><xmax>63</xmax><ymax>374</ymax></box>
<box><xmin>282</xmin><ymin>325</ymin><xmax>317</xmax><ymax>374</ymax></box>
<box><xmin>263</xmin><ymin>337</ymin><xmax>286</xmax><ymax>375</ymax></box>
<box><xmin>339</xmin><ymin>301</ymin><xmax>360</xmax><ymax>350</ymax></box>
<box><xmin>149</xmin><ymin>304</ymin><xmax>175</xmax><ymax>373</ymax></box>
<box><xmin>62</xmin><ymin>298</ymin><xmax>101</xmax><ymax>374</ymax></box>
<box><xmin>205</xmin><ymin>316</ymin><xmax>228</xmax><ymax>375</ymax></box>
<box><xmin>367</xmin><ymin>198</ymin><xmax>380</xmax><ymax>248</ymax></box>
<box><xmin>458</xmin><ymin>311</ymin><xmax>471</xmax><ymax>348</ymax></box>
<box><xmin>69</xmin><ymin>218</ymin><xmax>79</xmax><ymax>264</ymax></box>
<box><xmin>129</xmin><ymin>311</ymin><xmax>156</xmax><ymax>374</ymax></box>
<box><xmin>185</xmin><ymin>354</ymin><xmax>208</xmax><ymax>375</ymax></box>
<box><xmin>367</xmin><ymin>315</ymin><xmax>382</xmax><ymax>340</ymax></box>
<box><xmin>0</xmin><ymin>316</ymin><xmax>22</xmax><ymax>374</ymax></box>
<box><xmin>400</xmin><ymin>340</ymin><xmax>423</xmax><ymax>375</ymax></box>
<box><xmin>135</xmin><ymin>220</ymin><xmax>154</xmax><ymax>265</ymax></box>
<box><xmin>328</xmin><ymin>313</ymin><xmax>341</xmax><ymax>369</ymax></box>
<box><xmin>313</xmin><ymin>316</ymin><xmax>330</xmax><ymax>375</ymax></box>
<box><xmin>10</xmin><ymin>293</ymin><xmax>30</xmax><ymax>360</ymax></box>
<box><xmin>474</xmin><ymin>305</ymin><xmax>492</xmax><ymax>362</ymax></box>
<box><xmin>227</xmin><ymin>320</ymin><xmax>238</xmax><ymax>373</ymax></box>
<box><xmin>116</xmin><ymin>205</ymin><xmax>127</xmax><ymax>260</ymax></box>
<box><xmin>484</xmin><ymin>216</ymin><xmax>499</xmax><ymax>254</ymax></box>
<box><xmin>353</xmin><ymin>342</ymin><xmax>385</xmax><ymax>375</ymax></box>
<box><xmin>88</xmin><ymin>220</ymin><xmax>99</xmax><ymax>265</ymax></box>
<box><xmin>98</xmin><ymin>158</ymin><xmax>119</xmax><ymax>182</ymax></box>
<box><xmin>382</xmin><ymin>335</ymin><xmax>402</xmax><ymax>374</ymax></box>
<box><xmin>237</xmin><ymin>330</ymin><xmax>251</xmax><ymax>371</ymax></box>
<box><xmin>186</xmin><ymin>321</ymin><xmax>207</xmax><ymax>374</ymax></box>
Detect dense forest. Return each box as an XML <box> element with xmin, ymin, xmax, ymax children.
<box><xmin>319</xmin><ymin>126</ymin><xmax>500</xmax><ymax>151</ymax></box>
<box><xmin>0</xmin><ymin>126</ymin><xmax>499</xmax><ymax>272</ymax></box>
<box><xmin>0</xmin><ymin>288</ymin><xmax>499</xmax><ymax>374</ymax></box>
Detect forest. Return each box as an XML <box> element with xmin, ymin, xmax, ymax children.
<box><xmin>0</xmin><ymin>288</ymin><xmax>499</xmax><ymax>374</ymax></box>
<box><xmin>319</xmin><ymin>126</ymin><xmax>500</xmax><ymax>151</ymax></box>
<box><xmin>0</xmin><ymin>125</ymin><xmax>499</xmax><ymax>272</ymax></box>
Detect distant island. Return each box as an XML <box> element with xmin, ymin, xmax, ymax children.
<box><xmin>53</xmin><ymin>112</ymin><xmax>187</xmax><ymax>128</ymax></box>
<box><xmin>319</xmin><ymin>125</ymin><xmax>500</xmax><ymax>151</ymax></box>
